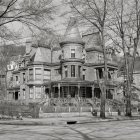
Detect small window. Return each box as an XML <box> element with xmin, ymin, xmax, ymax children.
<box><xmin>35</xmin><ymin>68</ymin><xmax>42</xmax><ymax>80</ymax></box>
<box><xmin>98</xmin><ymin>69</ymin><xmax>103</xmax><ymax>79</ymax></box>
<box><xmin>29</xmin><ymin>69</ymin><xmax>33</xmax><ymax>80</ymax></box>
<box><xmin>71</xmin><ymin>65</ymin><xmax>75</xmax><ymax>77</ymax></box>
<box><xmin>29</xmin><ymin>86</ymin><xmax>34</xmax><ymax>99</ymax></box>
<box><xmin>55</xmin><ymin>69</ymin><xmax>61</xmax><ymax>75</ymax></box>
<box><xmin>23</xmin><ymin>73</ymin><xmax>25</xmax><ymax>82</ymax></box>
<box><xmin>64</xmin><ymin>66</ymin><xmax>68</xmax><ymax>78</ymax></box>
<box><xmin>44</xmin><ymin>69</ymin><xmax>50</xmax><ymax>80</ymax></box>
<box><xmin>82</xmin><ymin>69</ymin><xmax>86</xmax><ymax>80</ymax></box>
<box><xmin>23</xmin><ymin>89</ymin><xmax>26</xmax><ymax>99</ymax></box>
<box><xmin>71</xmin><ymin>49</ymin><xmax>75</xmax><ymax>58</ymax></box>
<box><xmin>78</xmin><ymin>66</ymin><xmax>81</xmax><ymax>77</ymax></box>
<box><xmin>35</xmin><ymin>86</ymin><xmax>41</xmax><ymax>99</ymax></box>
<box><xmin>16</xmin><ymin>76</ymin><xmax>18</xmax><ymax>81</ymax></box>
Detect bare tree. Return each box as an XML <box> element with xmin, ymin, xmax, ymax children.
<box><xmin>108</xmin><ymin>0</ymin><xmax>140</xmax><ymax>116</ymax></box>
<box><xmin>0</xmin><ymin>0</ymin><xmax>56</xmax><ymax>41</ymax></box>
<box><xmin>64</xmin><ymin>0</ymin><xmax>110</xmax><ymax>118</ymax></box>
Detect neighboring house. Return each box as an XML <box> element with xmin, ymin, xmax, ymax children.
<box><xmin>0</xmin><ymin>44</ymin><xmax>25</xmax><ymax>99</ymax></box>
<box><xmin>6</xmin><ymin>18</ymin><xmax>119</xmax><ymax>104</ymax></box>
<box><xmin>117</xmin><ymin>54</ymin><xmax>140</xmax><ymax>105</ymax></box>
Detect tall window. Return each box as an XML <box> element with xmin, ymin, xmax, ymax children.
<box><xmin>44</xmin><ymin>69</ymin><xmax>50</xmax><ymax>80</ymax></box>
<box><xmin>23</xmin><ymin>89</ymin><xmax>26</xmax><ymax>99</ymax></box>
<box><xmin>71</xmin><ymin>65</ymin><xmax>75</xmax><ymax>77</ymax></box>
<box><xmin>16</xmin><ymin>76</ymin><xmax>19</xmax><ymax>84</ymax></box>
<box><xmin>98</xmin><ymin>69</ymin><xmax>103</xmax><ymax>79</ymax></box>
<box><xmin>35</xmin><ymin>86</ymin><xmax>41</xmax><ymax>99</ymax></box>
<box><xmin>16</xmin><ymin>76</ymin><xmax>18</xmax><ymax>81</ymax></box>
<box><xmin>83</xmin><ymin>69</ymin><xmax>86</xmax><ymax>80</ymax></box>
<box><xmin>78</xmin><ymin>66</ymin><xmax>81</xmax><ymax>77</ymax></box>
<box><xmin>71</xmin><ymin>49</ymin><xmax>75</xmax><ymax>58</ymax></box>
<box><xmin>29</xmin><ymin>69</ymin><xmax>33</xmax><ymax>80</ymax></box>
<box><xmin>23</xmin><ymin>73</ymin><xmax>25</xmax><ymax>83</ymax></box>
<box><xmin>64</xmin><ymin>66</ymin><xmax>68</xmax><ymax>78</ymax></box>
<box><xmin>29</xmin><ymin>86</ymin><xmax>34</xmax><ymax>99</ymax></box>
<box><xmin>35</xmin><ymin>68</ymin><xmax>42</xmax><ymax>80</ymax></box>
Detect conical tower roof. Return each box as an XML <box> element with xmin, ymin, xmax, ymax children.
<box><xmin>60</xmin><ymin>17</ymin><xmax>85</xmax><ymax>46</ymax></box>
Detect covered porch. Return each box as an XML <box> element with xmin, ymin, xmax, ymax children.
<box><xmin>44</xmin><ymin>79</ymin><xmax>95</xmax><ymax>99</ymax></box>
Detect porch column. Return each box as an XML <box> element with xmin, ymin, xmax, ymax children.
<box><xmin>58</xmin><ymin>83</ymin><xmax>60</xmax><ymax>98</ymax></box>
<box><xmin>92</xmin><ymin>85</ymin><xmax>94</xmax><ymax>99</ymax></box>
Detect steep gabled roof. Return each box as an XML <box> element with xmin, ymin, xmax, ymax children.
<box><xmin>60</xmin><ymin>17</ymin><xmax>85</xmax><ymax>45</ymax></box>
<box><xmin>82</xmin><ymin>31</ymin><xmax>102</xmax><ymax>52</ymax></box>
<box><xmin>33</xmin><ymin>47</ymin><xmax>51</xmax><ymax>63</ymax></box>
<box><xmin>34</xmin><ymin>47</ymin><xmax>44</xmax><ymax>62</ymax></box>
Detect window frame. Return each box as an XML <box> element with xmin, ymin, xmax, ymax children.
<box><xmin>78</xmin><ymin>66</ymin><xmax>81</xmax><ymax>77</ymax></box>
<box><xmin>35</xmin><ymin>68</ymin><xmax>42</xmax><ymax>80</ymax></box>
<box><xmin>35</xmin><ymin>86</ymin><xmax>42</xmax><ymax>99</ymax></box>
<box><xmin>64</xmin><ymin>66</ymin><xmax>68</xmax><ymax>78</ymax></box>
<box><xmin>44</xmin><ymin>69</ymin><xmax>51</xmax><ymax>80</ymax></box>
<box><xmin>71</xmin><ymin>65</ymin><xmax>75</xmax><ymax>77</ymax></box>
<box><xmin>29</xmin><ymin>86</ymin><xmax>34</xmax><ymax>99</ymax></box>
<box><xmin>23</xmin><ymin>73</ymin><xmax>26</xmax><ymax>83</ymax></box>
<box><xmin>23</xmin><ymin>89</ymin><xmax>26</xmax><ymax>99</ymax></box>
<box><xmin>82</xmin><ymin>69</ymin><xmax>86</xmax><ymax>80</ymax></box>
<box><xmin>29</xmin><ymin>69</ymin><xmax>33</xmax><ymax>80</ymax></box>
<box><xmin>71</xmin><ymin>49</ymin><xmax>75</xmax><ymax>58</ymax></box>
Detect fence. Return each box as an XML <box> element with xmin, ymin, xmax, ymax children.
<box><xmin>0</xmin><ymin>101</ymin><xmax>40</xmax><ymax>118</ymax></box>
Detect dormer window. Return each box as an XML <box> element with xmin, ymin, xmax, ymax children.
<box><xmin>71</xmin><ymin>49</ymin><xmax>75</xmax><ymax>58</ymax></box>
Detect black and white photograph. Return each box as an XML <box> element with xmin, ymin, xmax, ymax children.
<box><xmin>0</xmin><ymin>0</ymin><xmax>140</xmax><ymax>139</ymax></box>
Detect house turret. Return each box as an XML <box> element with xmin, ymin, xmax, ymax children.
<box><xmin>60</xmin><ymin>17</ymin><xmax>85</xmax><ymax>79</ymax></box>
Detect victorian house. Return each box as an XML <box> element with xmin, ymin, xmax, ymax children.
<box><xmin>6</xmin><ymin>18</ymin><xmax>118</xmax><ymax>105</ymax></box>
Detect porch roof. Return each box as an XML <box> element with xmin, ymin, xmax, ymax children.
<box><xmin>51</xmin><ymin>78</ymin><xmax>94</xmax><ymax>86</ymax></box>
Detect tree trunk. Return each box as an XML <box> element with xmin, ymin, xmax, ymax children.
<box><xmin>100</xmin><ymin>83</ymin><xmax>106</xmax><ymax>118</ymax></box>
<box><xmin>122</xmin><ymin>35</ymin><xmax>132</xmax><ymax>117</ymax></box>
<box><xmin>100</xmin><ymin>30</ymin><xmax>107</xmax><ymax>119</ymax></box>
